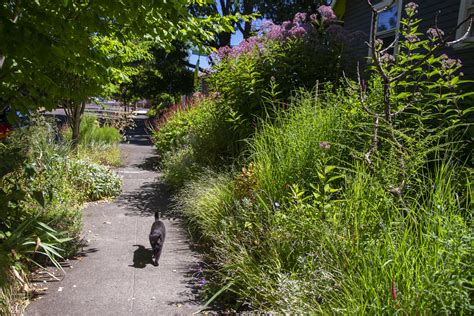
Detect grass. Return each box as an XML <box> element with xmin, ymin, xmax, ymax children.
<box><xmin>172</xmin><ymin>88</ymin><xmax>473</xmax><ymax>313</ymax></box>
<box><xmin>63</xmin><ymin>114</ymin><xmax>124</xmax><ymax>167</ymax></box>
<box><xmin>76</xmin><ymin>143</ymin><xmax>123</xmax><ymax>167</ymax></box>
<box><xmin>78</xmin><ymin>114</ymin><xmax>123</xmax><ymax>146</ymax></box>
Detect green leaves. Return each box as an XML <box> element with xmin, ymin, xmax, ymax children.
<box><xmin>1</xmin><ymin>0</ymin><xmax>239</xmax><ymax>112</ymax></box>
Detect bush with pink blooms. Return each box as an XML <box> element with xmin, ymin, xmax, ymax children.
<box><xmin>208</xmin><ymin>6</ymin><xmax>364</xmax><ymax>125</ymax></box>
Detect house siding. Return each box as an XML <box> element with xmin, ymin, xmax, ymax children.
<box><xmin>344</xmin><ymin>0</ymin><xmax>474</xmax><ymax>80</ymax></box>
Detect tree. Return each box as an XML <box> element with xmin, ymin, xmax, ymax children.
<box><xmin>0</xmin><ymin>0</ymin><xmax>240</xmax><ymax>145</ymax></box>
<box><xmin>190</xmin><ymin>0</ymin><xmax>258</xmax><ymax>48</ymax></box>
<box><xmin>117</xmin><ymin>42</ymin><xmax>195</xmax><ymax>112</ymax></box>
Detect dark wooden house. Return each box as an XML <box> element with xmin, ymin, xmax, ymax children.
<box><xmin>341</xmin><ymin>0</ymin><xmax>474</xmax><ymax>79</ymax></box>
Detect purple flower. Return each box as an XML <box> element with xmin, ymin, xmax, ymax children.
<box><xmin>318</xmin><ymin>5</ymin><xmax>337</xmax><ymax>21</ymax></box>
<box><xmin>380</xmin><ymin>53</ymin><xmax>395</xmax><ymax>64</ymax></box>
<box><xmin>289</xmin><ymin>26</ymin><xmax>307</xmax><ymax>37</ymax></box>
<box><xmin>310</xmin><ymin>13</ymin><xmax>319</xmax><ymax>23</ymax></box>
<box><xmin>405</xmin><ymin>2</ymin><xmax>419</xmax><ymax>15</ymax></box>
<box><xmin>293</xmin><ymin>12</ymin><xmax>307</xmax><ymax>24</ymax></box>
<box><xmin>439</xmin><ymin>54</ymin><xmax>462</xmax><ymax>70</ymax></box>
<box><xmin>319</xmin><ymin>141</ymin><xmax>331</xmax><ymax>150</ymax></box>
<box><xmin>427</xmin><ymin>27</ymin><xmax>444</xmax><ymax>40</ymax></box>
<box><xmin>198</xmin><ymin>278</ymin><xmax>206</xmax><ymax>287</ymax></box>
<box><xmin>374</xmin><ymin>38</ymin><xmax>384</xmax><ymax>49</ymax></box>
<box><xmin>405</xmin><ymin>34</ymin><xmax>419</xmax><ymax>43</ymax></box>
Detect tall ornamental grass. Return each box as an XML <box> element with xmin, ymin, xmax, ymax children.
<box><xmin>175</xmin><ymin>88</ymin><xmax>472</xmax><ymax>313</ymax></box>
<box><xmin>63</xmin><ymin>114</ymin><xmax>123</xmax><ymax>166</ymax></box>
<box><xmin>165</xmin><ymin>3</ymin><xmax>472</xmax><ymax>313</ymax></box>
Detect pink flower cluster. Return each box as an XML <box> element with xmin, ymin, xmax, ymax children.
<box><xmin>260</xmin><ymin>11</ymin><xmax>313</xmax><ymax>41</ymax></box>
<box><xmin>210</xmin><ymin>6</ymin><xmax>340</xmax><ymax>63</ymax></box>
<box><xmin>210</xmin><ymin>36</ymin><xmax>264</xmax><ymax>63</ymax></box>
<box><xmin>318</xmin><ymin>5</ymin><xmax>337</xmax><ymax>21</ymax></box>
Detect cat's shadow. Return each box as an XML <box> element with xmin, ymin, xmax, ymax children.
<box><xmin>130</xmin><ymin>245</ymin><xmax>154</xmax><ymax>268</ymax></box>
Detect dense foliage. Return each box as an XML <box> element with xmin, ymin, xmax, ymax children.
<box><xmin>116</xmin><ymin>42</ymin><xmax>195</xmax><ymax>113</ymax></box>
<box><xmin>153</xmin><ymin>94</ymin><xmax>237</xmax><ymax>187</ymax></box>
<box><xmin>208</xmin><ymin>8</ymin><xmax>363</xmax><ymax>128</ymax></box>
<box><xmin>154</xmin><ymin>3</ymin><xmax>473</xmax><ymax>313</ymax></box>
<box><xmin>153</xmin><ymin>6</ymin><xmax>363</xmax><ymax>186</ymax></box>
<box><xmin>0</xmin><ymin>0</ymin><xmax>240</xmax><ymax>113</ymax></box>
<box><xmin>0</xmin><ymin>118</ymin><xmax>122</xmax><ymax>314</ymax></box>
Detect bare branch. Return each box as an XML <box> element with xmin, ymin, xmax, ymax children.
<box><xmin>342</xmin><ymin>71</ymin><xmax>358</xmax><ymax>90</ymax></box>
<box><xmin>357</xmin><ymin>63</ymin><xmax>375</xmax><ymax>115</ymax></box>
<box><xmin>380</xmin><ymin>32</ymin><xmax>400</xmax><ymax>55</ymax></box>
<box><xmin>367</xmin><ymin>1</ymin><xmax>389</xmax><ymax>81</ymax></box>
<box><xmin>447</xmin><ymin>17</ymin><xmax>473</xmax><ymax>46</ymax></box>
<box><xmin>365</xmin><ymin>114</ymin><xmax>380</xmax><ymax>166</ymax></box>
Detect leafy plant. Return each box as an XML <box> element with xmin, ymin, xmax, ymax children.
<box><xmin>0</xmin><ymin>117</ymin><xmax>122</xmax><ymax>314</ymax></box>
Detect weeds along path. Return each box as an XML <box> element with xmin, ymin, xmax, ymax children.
<box><xmin>26</xmin><ymin>117</ymin><xmax>204</xmax><ymax>316</ymax></box>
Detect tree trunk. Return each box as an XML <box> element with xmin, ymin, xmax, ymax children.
<box><xmin>242</xmin><ymin>0</ymin><xmax>253</xmax><ymax>39</ymax></box>
<box><xmin>64</xmin><ymin>100</ymin><xmax>86</xmax><ymax>149</ymax></box>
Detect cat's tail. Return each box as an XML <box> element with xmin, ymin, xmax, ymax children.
<box><xmin>154</xmin><ymin>211</ymin><xmax>159</xmax><ymax>220</ymax></box>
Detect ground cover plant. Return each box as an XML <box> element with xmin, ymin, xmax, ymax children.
<box><xmin>0</xmin><ymin>117</ymin><xmax>122</xmax><ymax>314</ymax></box>
<box><xmin>164</xmin><ymin>3</ymin><xmax>473</xmax><ymax>313</ymax></box>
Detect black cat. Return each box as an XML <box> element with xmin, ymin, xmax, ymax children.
<box><xmin>149</xmin><ymin>212</ymin><xmax>166</xmax><ymax>266</ymax></box>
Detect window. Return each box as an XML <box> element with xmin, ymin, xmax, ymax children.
<box><xmin>370</xmin><ymin>0</ymin><xmax>404</xmax><ymax>52</ymax></box>
<box><xmin>456</xmin><ymin>0</ymin><xmax>474</xmax><ymax>46</ymax></box>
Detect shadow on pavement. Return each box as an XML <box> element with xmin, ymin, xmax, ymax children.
<box><xmin>116</xmin><ymin>181</ymin><xmax>178</xmax><ymax>219</ymax></box>
<box><xmin>124</xmin><ymin>117</ymin><xmax>153</xmax><ymax>146</ymax></box>
<box><xmin>130</xmin><ymin>245</ymin><xmax>155</xmax><ymax>268</ymax></box>
<box><xmin>165</xmin><ymin>261</ymin><xmax>206</xmax><ymax>308</ymax></box>
<box><xmin>134</xmin><ymin>154</ymin><xmax>161</xmax><ymax>171</ymax></box>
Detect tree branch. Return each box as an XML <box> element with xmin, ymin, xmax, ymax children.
<box><xmin>367</xmin><ymin>1</ymin><xmax>390</xmax><ymax>81</ymax></box>
<box><xmin>185</xmin><ymin>61</ymin><xmax>205</xmax><ymax>72</ymax></box>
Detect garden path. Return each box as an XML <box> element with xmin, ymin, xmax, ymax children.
<box><xmin>26</xmin><ymin>116</ymin><xmax>204</xmax><ymax>316</ymax></box>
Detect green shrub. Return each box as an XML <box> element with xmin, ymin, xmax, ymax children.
<box><xmin>80</xmin><ymin>115</ymin><xmax>122</xmax><ymax>146</ymax></box>
<box><xmin>68</xmin><ymin>159</ymin><xmax>122</xmax><ymax>201</ymax></box>
<box><xmin>176</xmin><ymin>90</ymin><xmax>472</xmax><ymax>313</ymax></box>
<box><xmin>0</xmin><ymin>117</ymin><xmax>122</xmax><ymax>314</ymax></box>
<box><xmin>153</xmin><ymin>96</ymin><xmax>238</xmax><ymax>188</ymax></box>
<box><xmin>64</xmin><ymin>114</ymin><xmax>123</xmax><ymax>146</ymax></box>
<box><xmin>208</xmin><ymin>9</ymin><xmax>363</xmax><ymax>131</ymax></box>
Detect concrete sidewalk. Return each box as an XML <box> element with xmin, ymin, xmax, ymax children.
<box><xmin>26</xmin><ymin>142</ymin><xmax>204</xmax><ymax>316</ymax></box>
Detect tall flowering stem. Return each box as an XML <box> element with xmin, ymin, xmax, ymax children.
<box><xmin>356</xmin><ymin>1</ymin><xmax>473</xmax><ymax>202</ymax></box>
